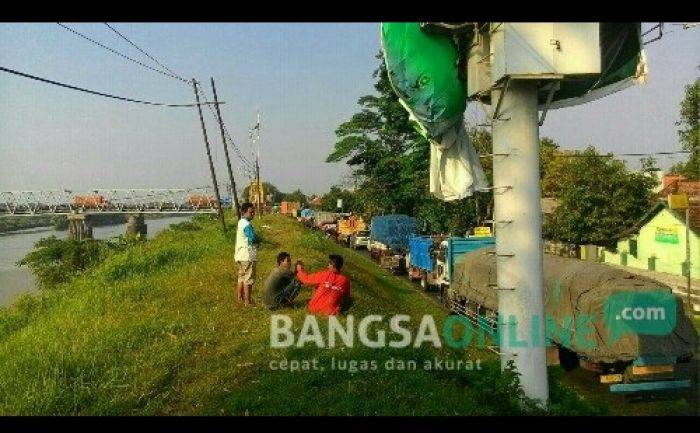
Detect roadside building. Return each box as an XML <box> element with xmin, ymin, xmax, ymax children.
<box><xmin>601</xmin><ymin>201</ymin><xmax>699</xmax><ymax>279</ymax></box>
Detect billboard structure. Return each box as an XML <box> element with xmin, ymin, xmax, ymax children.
<box><xmin>382</xmin><ymin>22</ymin><xmax>647</xmax><ymax>406</ymax></box>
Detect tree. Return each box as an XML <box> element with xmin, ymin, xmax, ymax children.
<box><xmin>320</xmin><ymin>186</ymin><xmax>356</xmax><ymax>212</ymax></box>
<box><xmin>326</xmin><ymin>52</ymin><xmax>424</xmax><ymax>216</ymax></box>
<box><xmin>669</xmin><ymin>76</ymin><xmax>699</xmax><ymax>179</ymax></box>
<box><xmin>542</xmin><ymin>146</ymin><xmax>656</xmax><ymax>247</ymax></box>
<box><xmin>539</xmin><ymin>137</ymin><xmax>561</xmax><ymax>180</ymax></box>
<box><xmin>280</xmin><ymin>189</ymin><xmax>307</xmax><ymax>205</ymax></box>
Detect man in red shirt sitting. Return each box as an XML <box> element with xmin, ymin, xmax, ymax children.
<box><xmin>295</xmin><ymin>255</ymin><xmax>351</xmax><ymax>316</ymax></box>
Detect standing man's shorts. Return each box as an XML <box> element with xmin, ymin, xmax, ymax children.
<box><xmin>237</xmin><ymin>261</ymin><xmax>255</xmax><ymax>285</ymax></box>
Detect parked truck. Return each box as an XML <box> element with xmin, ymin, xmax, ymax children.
<box><xmin>73</xmin><ymin>194</ymin><xmax>109</xmax><ymax>209</ymax></box>
<box><xmin>313</xmin><ymin>211</ymin><xmax>337</xmax><ymax>229</ymax></box>
<box><xmin>337</xmin><ymin>215</ymin><xmax>367</xmax><ymax>246</ymax></box>
<box><xmin>407</xmin><ymin>235</ymin><xmax>496</xmax><ymax>295</ymax></box>
<box><xmin>369</xmin><ymin>214</ymin><xmax>419</xmax><ymax>274</ymax></box>
<box><xmin>446</xmin><ymin>246</ymin><xmax>698</xmax><ymax>394</ymax></box>
<box><xmin>186</xmin><ymin>194</ymin><xmax>217</xmax><ymax>208</ymax></box>
<box><xmin>280</xmin><ymin>201</ymin><xmax>301</xmax><ymax>216</ymax></box>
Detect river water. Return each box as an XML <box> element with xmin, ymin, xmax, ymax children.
<box><xmin>0</xmin><ymin>216</ymin><xmax>191</xmax><ymax>307</ymax></box>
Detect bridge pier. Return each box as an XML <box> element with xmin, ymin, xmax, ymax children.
<box><xmin>67</xmin><ymin>213</ymin><xmax>93</xmax><ymax>241</ymax></box>
<box><xmin>125</xmin><ymin>214</ymin><xmax>147</xmax><ymax>240</ymax></box>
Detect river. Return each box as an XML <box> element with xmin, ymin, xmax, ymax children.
<box><xmin>0</xmin><ymin>216</ymin><xmax>191</xmax><ymax>307</ymax></box>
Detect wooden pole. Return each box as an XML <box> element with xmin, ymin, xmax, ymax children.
<box><xmin>210</xmin><ymin>77</ymin><xmax>241</xmax><ymax>219</ymax></box>
<box><xmin>192</xmin><ymin>79</ymin><xmax>226</xmax><ymax>233</ymax></box>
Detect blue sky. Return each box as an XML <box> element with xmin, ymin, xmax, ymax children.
<box><xmin>0</xmin><ymin>23</ymin><xmax>697</xmax><ymax>194</ymax></box>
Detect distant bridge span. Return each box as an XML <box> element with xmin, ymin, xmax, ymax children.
<box><xmin>0</xmin><ymin>188</ymin><xmax>229</xmax><ymax>216</ymax></box>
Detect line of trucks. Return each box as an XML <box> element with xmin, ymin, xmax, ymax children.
<box><xmin>68</xmin><ymin>194</ymin><xmax>228</xmax><ymax>210</ymax></box>
<box><xmin>280</xmin><ymin>206</ymin><xmax>698</xmax><ymax>396</ymax></box>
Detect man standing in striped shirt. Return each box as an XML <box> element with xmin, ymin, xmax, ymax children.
<box><xmin>235</xmin><ymin>202</ymin><xmax>259</xmax><ymax>306</ymax></box>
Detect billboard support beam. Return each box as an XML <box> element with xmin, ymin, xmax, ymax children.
<box><xmin>491</xmin><ymin>80</ymin><xmax>549</xmax><ymax>406</ymax></box>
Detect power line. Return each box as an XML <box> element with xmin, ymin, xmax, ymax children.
<box><xmin>0</xmin><ymin>65</ymin><xmax>208</xmax><ymax>108</ymax></box>
<box><xmin>57</xmin><ymin>23</ymin><xmax>189</xmax><ymax>84</ymax></box>
<box><xmin>103</xmin><ymin>23</ymin><xmax>189</xmax><ymax>83</ymax></box>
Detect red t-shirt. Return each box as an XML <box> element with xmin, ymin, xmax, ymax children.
<box><xmin>296</xmin><ymin>268</ymin><xmax>350</xmax><ymax>316</ymax></box>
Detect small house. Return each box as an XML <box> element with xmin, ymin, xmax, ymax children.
<box><xmin>601</xmin><ymin>201</ymin><xmax>699</xmax><ymax>278</ymax></box>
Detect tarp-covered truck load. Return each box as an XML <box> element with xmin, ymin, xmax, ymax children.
<box><xmin>450</xmin><ymin>247</ymin><xmax>698</xmax><ymax>390</ymax></box>
<box><xmin>313</xmin><ymin>211</ymin><xmax>336</xmax><ymax>227</ymax></box>
<box><xmin>370</xmin><ymin>215</ymin><xmax>419</xmax><ymax>251</ymax></box>
<box><xmin>409</xmin><ymin>235</ymin><xmax>435</xmax><ymax>272</ymax></box>
<box><xmin>370</xmin><ymin>215</ymin><xmax>419</xmax><ymax>274</ymax></box>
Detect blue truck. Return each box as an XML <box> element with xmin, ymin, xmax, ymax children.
<box><xmin>369</xmin><ymin>215</ymin><xmax>419</xmax><ymax>273</ymax></box>
<box><xmin>407</xmin><ymin>234</ymin><xmax>496</xmax><ymax>294</ymax></box>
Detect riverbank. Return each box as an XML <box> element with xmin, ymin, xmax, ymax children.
<box><xmin>0</xmin><ymin>216</ymin><xmax>191</xmax><ymax>308</ymax></box>
<box><xmin>0</xmin><ymin>213</ymin><xmax>690</xmax><ymax>415</ymax></box>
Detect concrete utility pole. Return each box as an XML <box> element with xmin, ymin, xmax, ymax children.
<box><xmin>192</xmin><ymin>79</ymin><xmax>227</xmax><ymax>233</ymax></box>
<box><xmin>210</xmin><ymin>77</ymin><xmax>241</xmax><ymax>219</ymax></box>
<box><xmin>491</xmin><ymin>80</ymin><xmax>549</xmax><ymax>405</ymax></box>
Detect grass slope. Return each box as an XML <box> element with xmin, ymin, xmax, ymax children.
<box><xmin>0</xmin><ymin>214</ymin><xmax>619</xmax><ymax>415</ymax></box>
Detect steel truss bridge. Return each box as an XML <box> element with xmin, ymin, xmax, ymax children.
<box><xmin>0</xmin><ymin>188</ymin><xmax>228</xmax><ymax>216</ymax></box>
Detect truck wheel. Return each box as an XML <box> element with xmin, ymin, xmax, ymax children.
<box><xmin>558</xmin><ymin>345</ymin><xmax>580</xmax><ymax>371</ymax></box>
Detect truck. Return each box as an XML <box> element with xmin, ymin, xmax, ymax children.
<box><xmin>73</xmin><ymin>194</ymin><xmax>109</xmax><ymax>209</ymax></box>
<box><xmin>280</xmin><ymin>201</ymin><xmax>301</xmax><ymax>216</ymax></box>
<box><xmin>337</xmin><ymin>216</ymin><xmax>367</xmax><ymax>245</ymax></box>
<box><xmin>298</xmin><ymin>208</ymin><xmax>314</xmax><ymax>226</ymax></box>
<box><xmin>350</xmin><ymin>229</ymin><xmax>371</xmax><ymax>250</ymax></box>
<box><xmin>407</xmin><ymin>235</ymin><xmax>495</xmax><ymax>294</ymax></box>
<box><xmin>446</xmin><ymin>246</ymin><xmax>698</xmax><ymax>394</ymax></box>
<box><xmin>186</xmin><ymin>194</ymin><xmax>217</xmax><ymax>208</ymax></box>
<box><xmin>369</xmin><ymin>214</ymin><xmax>419</xmax><ymax>274</ymax></box>
<box><xmin>313</xmin><ymin>211</ymin><xmax>337</xmax><ymax>229</ymax></box>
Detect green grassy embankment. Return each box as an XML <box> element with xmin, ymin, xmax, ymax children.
<box><xmin>1</xmin><ymin>213</ymin><xmax>611</xmax><ymax>415</ymax></box>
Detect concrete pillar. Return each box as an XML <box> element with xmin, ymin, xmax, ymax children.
<box><xmin>492</xmin><ymin>80</ymin><xmax>548</xmax><ymax>406</ymax></box>
<box><xmin>67</xmin><ymin>212</ymin><xmax>93</xmax><ymax>241</ymax></box>
<box><xmin>125</xmin><ymin>214</ymin><xmax>147</xmax><ymax>240</ymax></box>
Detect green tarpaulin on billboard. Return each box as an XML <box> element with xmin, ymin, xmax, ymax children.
<box><xmin>380</xmin><ymin>22</ymin><xmax>647</xmax><ymax>128</ymax></box>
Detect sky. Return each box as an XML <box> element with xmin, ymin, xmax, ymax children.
<box><xmin>0</xmin><ymin>23</ymin><xmax>698</xmax><ymax>195</ymax></box>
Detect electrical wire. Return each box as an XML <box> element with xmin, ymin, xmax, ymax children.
<box><xmin>0</xmin><ymin>66</ymin><xmax>205</xmax><ymax>108</ymax></box>
<box><xmin>103</xmin><ymin>22</ymin><xmax>189</xmax><ymax>83</ymax></box>
<box><xmin>57</xmin><ymin>23</ymin><xmax>189</xmax><ymax>84</ymax></box>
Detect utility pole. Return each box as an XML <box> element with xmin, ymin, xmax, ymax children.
<box><xmin>491</xmin><ymin>80</ymin><xmax>548</xmax><ymax>406</ymax></box>
<box><xmin>192</xmin><ymin>79</ymin><xmax>226</xmax><ymax>233</ymax></box>
<box><xmin>210</xmin><ymin>77</ymin><xmax>241</xmax><ymax>219</ymax></box>
<box><xmin>254</xmin><ymin>111</ymin><xmax>263</xmax><ymax>215</ymax></box>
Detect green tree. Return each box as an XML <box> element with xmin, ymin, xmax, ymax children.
<box><xmin>280</xmin><ymin>189</ymin><xmax>307</xmax><ymax>205</ymax></box>
<box><xmin>326</xmin><ymin>52</ymin><xmax>426</xmax><ymax>215</ymax></box>
<box><xmin>543</xmin><ymin>146</ymin><xmax>656</xmax><ymax>247</ymax></box>
<box><xmin>320</xmin><ymin>186</ymin><xmax>356</xmax><ymax>212</ymax></box>
<box><xmin>669</xmin><ymin>76</ymin><xmax>699</xmax><ymax>179</ymax></box>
